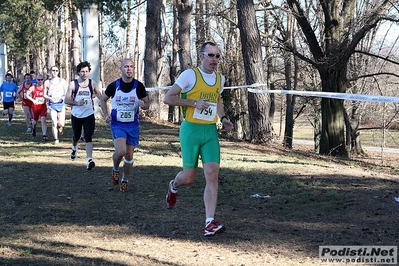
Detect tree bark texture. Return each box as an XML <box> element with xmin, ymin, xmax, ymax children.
<box><xmin>145</xmin><ymin>0</ymin><xmax>163</xmax><ymax>118</ymax></box>
<box><xmin>177</xmin><ymin>0</ymin><xmax>193</xmax><ymax>70</ymax></box>
<box><xmin>237</xmin><ymin>0</ymin><xmax>272</xmax><ymax>143</ymax></box>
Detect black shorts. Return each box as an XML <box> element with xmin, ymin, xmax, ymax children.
<box><xmin>71</xmin><ymin>114</ymin><xmax>95</xmax><ymax>142</ymax></box>
<box><xmin>3</xmin><ymin>101</ymin><xmax>15</xmax><ymax>110</ymax></box>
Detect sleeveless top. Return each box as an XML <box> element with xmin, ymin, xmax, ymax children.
<box><xmin>71</xmin><ymin>79</ymin><xmax>94</xmax><ymax>118</ymax></box>
<box><xmin>21</xmin><ymin>83</ymin><xmax>33</xmax><ymax>106</ymax></box>
<box><xmin>181</xmin><ymin>67</ymin><xmax>222</xmax><ymax>124</ymax></box>
<box><xmin>31</xmin><ymin>84</ymin><xmax>46</xmax><ymax>109</ymax></box>
<box><xmin>110</xmin><ymin>78</ymin><xmax>140</xmax><ymax>127</ymax></box>
<box><xmin>47</xmin><ymin>77</ymin><xmax>66</xmax><ymax>111</ymax></box>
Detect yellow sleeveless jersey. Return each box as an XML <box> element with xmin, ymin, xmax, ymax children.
<box><xmin>181</xmin><ymin>67</ymin><xmax>222</xmax><ymax>124</ymax></box>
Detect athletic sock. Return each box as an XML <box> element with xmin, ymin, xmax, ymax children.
<box><xmin>205</xmin><ymin>218</ymin><xmax>214</xmax><ymax>226</ymax></box>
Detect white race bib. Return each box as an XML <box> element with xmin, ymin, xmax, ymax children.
<box><xmin>116</xmin><ymin>102</ymin><xmax>138</xmax><ymax>122</ymax></box>
<box><xmin>117</xmin><ymin>109</ymin><xmax>135</xmax><ymax>122</ymax></box>
<box><xmin>193</xmin><ymin>102</ymin><xmax>217</xmax><ymax>121</ymax></box>
<box><xmin>36</xmin><ymin>97</ymin><xmax>45</xmax><ymax>104</ymax></box>
<box><xmin>5</xmin><ymin>91</ymin><xmax>13</xmax><ymax>97</ymax></box>
<box><xmin>52</xmin><ymin>90</ymin><xmax>63</xmax><ymax>102</ymax></box>
<box><xmin>75</xmin><ymin>93</ymin><xmax>92</xmax><ymax>107</ymax></box>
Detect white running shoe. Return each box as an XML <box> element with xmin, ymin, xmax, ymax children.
<box><xmin>86</xmin><ymin>159</ymin><xmax>95</xmax><ymax>170</ymax></box>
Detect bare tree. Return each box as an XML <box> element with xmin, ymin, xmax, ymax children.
<box><xmin>237</xmin><ymin>0</ymin><xmax>273</xmax><ymax>143</ymax></box>
<box><xmin>280</xmin><ymin>0</ymin><xmax>399</xmax><ymax>157</ymax></box>
<box><xmin>282</xmin><ymin>12</ymin><xmax>295</xmax><ymax>148</ymax></box>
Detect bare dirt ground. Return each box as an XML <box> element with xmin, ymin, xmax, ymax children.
<box><xmin>0</xmin><ymin>110</ymin><xmax>398</xmax><ymax>266</ymax></box>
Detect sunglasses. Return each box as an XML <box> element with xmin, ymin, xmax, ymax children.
<box><xmin>201</xmin><ymin>52</ymin><xmax>221</xmax><ymax>59</ymax></box>
<box><xmin>37</xmin><ymin>79</ymin><xmax>44</xmax><ymax>81</ymax></box>
<box><xmin>51</xmin><ymin>69</ymin><xmax>59</xmax><ymax>72</ymax></box>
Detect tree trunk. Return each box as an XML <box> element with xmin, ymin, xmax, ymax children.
<box><xmin>125</xmin><ymin>0</ymin><xmax>132</xmax><ymax>58</ymax></box>
<box><xmin>167</xmin><ymin>1</ymin><xmax>180</xmax><ymax>123</ymax></box>
<box><xmin>195</xmin><ymin>0</ymin><xmax>205</xmax><ymax>66</ymax></box>
<box><xmin>145</xmin><ymin>0</ymin><xmax>163</xmax><ymax>119</ymax></box>
<box><xmin>283</xmin><ymin>12</ymin><xmax>294</xmax><ymax>148</ymax></box>
<box><xmin>319</xmin><ymin>69</ymin><xmax>348</xmax><ymax>157</ymax></box>
<box><xmin>314</xmin><ymin>104</ymin><xmax>321</xmax><ymax>153</ymax></box>
<box><xmin>133</xmin><ymin>2</ymin><xmax>141</xmax><ymax>77</ymax></box>
<box><xmin>237</xmin><ymin>0</ymin><xmax>272</xmax><ymax>143</ymax></box>
<box><xmin>99</xmin><ymin>6</ymin><xmax>104</xmax><ymax>89</ymax></box>
<box><xmin>45</xmin><ymin>10</ymin><xmax>56</xmax><ymax>71</ymax></box>
<box><xmin>70</xmin><ymin>3</ymin><xmax>80</xmax><ymax>79</ymax></box>
<box><xmin>177</xmin><ymin>0</ymin><xmax>192</xmax><ymax>70</ymax></box>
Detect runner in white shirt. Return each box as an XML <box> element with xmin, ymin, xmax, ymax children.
<box><xmin>44</xmin><ymin>66</ymin><xmax>67</xmax><ymax>145</ymax></box>
<box><xmin>65</xmin><ymin>61</ymin><xmax>102</xmax><ymax>170</ymax></box>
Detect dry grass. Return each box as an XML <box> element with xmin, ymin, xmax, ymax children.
<box><xmin>0</xmin><ymin>108</ymin><xmax>398</xmax><ymax>266</ymax></box>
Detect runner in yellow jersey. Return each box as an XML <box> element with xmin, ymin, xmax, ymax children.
<box><xmin>164</xmin><ymin>41</ymin><xmax>234</xmax><ymax>236</ymax></box>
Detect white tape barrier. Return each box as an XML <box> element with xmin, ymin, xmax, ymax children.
<box><xmin>146</xmin><ymin>83</ymin><xmax>399</xmax><ymax>103</ymax></box>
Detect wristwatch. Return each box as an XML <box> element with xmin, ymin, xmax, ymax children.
<box><xmin>221</xmin><ymin>115</ymin><xmax>229</xmax><ymax>122</ymax></box>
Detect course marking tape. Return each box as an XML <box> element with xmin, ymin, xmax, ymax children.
<box><xmin>146</xmin><ymin>83</ymin><xmax>399</xmax><ymax>103</ymax></box>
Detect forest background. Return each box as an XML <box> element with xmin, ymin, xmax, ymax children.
<box><xmin>1</xmin><ymin>1</ymin><xmax>399</xmax><ymax>264</ymax></box>
<box><xmin>0</xmin><ymin>0</ymin><xmax>399</xmax><ymax>158</ymax></box>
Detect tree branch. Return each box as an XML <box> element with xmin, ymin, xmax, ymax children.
<box><xmin>354</xmin><ymin>50</ymin><xmax>399</xmax><ymax>66</ymax></box>
<box><xmin>349</xmin><ymin>72</ymin><xmax>399</xmax><ymax>81</ymax></box>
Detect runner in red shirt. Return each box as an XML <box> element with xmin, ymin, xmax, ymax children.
<box><xmin>17</xmin><ymin>73</ymin><xmax>34</xmax><ymax>132</ymax></box>
<box><xmin>26</xmin><ymin>74</ymin><xmax>48</xmax><ymax>141</ymax></box>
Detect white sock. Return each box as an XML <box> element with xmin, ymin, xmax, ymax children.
<box><xmin>205</xmin><ymin>218</ymin><xmax>214</xmax><ymax>225</ymax></box>
<box><xmin>72</xmin><ymin>145</ymin><xmax>77</xmax><ymax>151</ymax></box>
<box><xmin>170</xmin><ymin>181</ymin><xmax>178</xmax><ymax>193</ymax></box>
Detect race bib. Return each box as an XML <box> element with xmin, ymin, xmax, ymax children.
<box><xmin>75</xmin><ymin>93</ymin><xmax>92</xmax><ymax>107</ymax></box>
<box><xmin>193</xmin><ymin>102</ymin><xmax>217</xmax><ymax>121</ymax></box>
<box><xmin>5</xmin><ymin>91</ymin><xmax>13</xmax><ymax>97</ymax></box>
<box><xmin>52</xmin><ymin>90</ymin><xmax>63</xmax><ymax>102</ymax></box>
<box><xmin>117</xmin><ymin>109</ymin><xmax>135</xmax><ymax>122</ymax></box>
<box><xmin>36</xmin><ymin>97</ymin><xmax>45</xmax><ymax>104</ymax></box>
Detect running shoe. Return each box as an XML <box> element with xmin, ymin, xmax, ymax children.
<box><xmin>32</xmin><ymin>126</ymin><xmax>36</xmax><ymax>137</ymax></box>
<box><xmin>7</xmin><ymin>121</ymin><xmax>11</xmax><ymax>126</ymax></box>
<box><xmin>204</xmin><ymin>220</ymin><xmax>225</xmax><ymax>237</ymax></box>
<box><xmin>42</xmin><ymin>135</ymin><xmax>48</xmax><ymax>141</ymax></box>
<box><xmin>54</xmin><ymin>139</ymin><xmax>59</xmax><ymax>145</ymax></box>
<box><xmin>111</xmin><ymin>169</ymin><xmax>120</xmax><ymax>185</ymax></box>
<box><xmin>87</xmin><ymin>159</ymin><xmax>95</xmax><ymax>170</ymax></box>
<box><xmin>70</xmin><ymin>149</ymin><xmax>77</xmax><ymax>161</ymax></box>
<box><xmin>79</xmin><ymin>136</ymin><xmax>85</xmax><ymax>141</ymax></box>
<box><xmin>58</xmin><ymin>126</ymin><xmax>64</xmax><ymax>135</ymax></box>
<box><xmin>166</xmin><ymin>180</ymin><xmax>178</xmax><ymax>208</ymax></box>
<box><xmin>120</xmin><ymin>180</ymin><xmax>128</xmax><ymax>192</ymax></box>
<box><xmin>26</xmin><ymin>127</ymin><xmax>32</xmax><ymax>133</ymax></box>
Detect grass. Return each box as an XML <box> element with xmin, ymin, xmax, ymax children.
<box><xmin>0</xmin><ymin>107</ymin><xmax>398</xmax><ymax>265</ymax></box>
